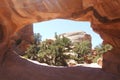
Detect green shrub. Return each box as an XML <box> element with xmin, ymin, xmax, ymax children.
<box><xmin>23</xmin><ymin>33</ymin><xmax>113</xmax><ymax>66</ymax></box>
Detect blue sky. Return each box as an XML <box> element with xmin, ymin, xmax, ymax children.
<box><xmin>33</xmin><ymin>19</ymin><xmax>103</xmax><ymax>49</ymax></box>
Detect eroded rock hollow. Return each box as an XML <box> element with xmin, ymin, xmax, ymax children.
<box><xmin>0</xmin><ymin>0</ymin><xmax>120</xmax><ymax>80</ymax></box>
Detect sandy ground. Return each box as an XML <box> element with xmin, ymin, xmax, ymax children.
<box><xmin>28</xmin><ymin>59</ymin><xmax>102</xmax><ymax>68</ymax></box>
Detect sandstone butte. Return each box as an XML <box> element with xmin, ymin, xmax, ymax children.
<box><xmin>0</xmin><ymin>0</ymin><xmax>120</xmax><ymax>80</ymax></box>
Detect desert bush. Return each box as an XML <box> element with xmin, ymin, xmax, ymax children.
<box><xmin>24</xmin><ymin>33</ymin><xmax>110</xmax><ymax>66</ymax></box>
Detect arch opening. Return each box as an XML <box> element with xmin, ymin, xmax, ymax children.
<box><xmin>0</xmin><ymin>0</ymin><xmax>120</xmax><ymax>79</ymax></box>
<box><xmin>12</xmin><ymin>19</ymin><xmax>115</xmax><ymax>70</ymax></box>
<box><xmin>33</xmin><ymin>19</ymin><xmax>103</xmax><ymax>49</ymax></box>
<box><xmin>17</xmin><ymin>19</ymin><xmax>114</xmax><ymax>68</ymax></box>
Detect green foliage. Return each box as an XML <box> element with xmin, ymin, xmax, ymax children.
<box><xmin>92</xmin><ymin>44</ymin><xmax>113</xmax><ymax>63</ymax></box>
<box><xmin>73</xmin><ymin>40</ymin><xmax>91</xmax><ymax>56</ymax></box>
<box><xmin>73</xmin><ymin>40</ymin><xmax>91</xmax><ymax>63</ymax></box>
<box><xmin>94</xmin><ymin>44</ymin><xmax>113</xmax><ymax>57</ymax></box>
<box><xmin>24</xmin><ymin>33</ymin><xmax>41</xmax><ymax>60</ymax></box>
<box><xmin>23</xmin><ymin>33</ymin><xmax>93</xmax><ymax>66</ymax></box>
<box><xmin>24</xmin><ymin>33</ymin><xmax>112</xmax><ymax>66</ymax></box>
<box><xmin>23</xmin><ymin>32</ymin><xmax>113</xmax><ymax>66</ymax></box>
<box><xmin>24</xmin><ymin>44</ymin><xmax>40</xmax><ymax>60</ymax></box>
<box><xmin>37</xmin><ymin>33</ymin><xmax>73</xmax><ymax>66</ymax></box>
<box><xmin>34</xmin><ymin>33</ymin><xmax>42</xmax><ymax>44</ymax></box>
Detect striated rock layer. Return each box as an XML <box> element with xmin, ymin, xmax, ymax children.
<box><xmin>60</xmin><ymin>31</ymin><xmax>91</xmax><ymax>43</ymax></box>
<box><xmin>0</xmin><ymin>0</ymin><xmax>120</xmax><ymax>80</ymax></box>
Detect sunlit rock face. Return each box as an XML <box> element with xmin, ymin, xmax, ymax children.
<box><xmin>0</xmin><ymin>0</ymin><xmax>120</xmax><ymax>79</ymax></box>
<box><xmin>60</xmin><ymin>31</ymin><xmax>91</xmax><ymax>43</ymax></box>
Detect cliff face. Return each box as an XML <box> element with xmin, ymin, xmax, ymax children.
<box><xmin>60</xmin><ymin>31</ymin><xmax>91</xmax><ymax>43</ymax></box>
<box><xmin>0</xmin><ymin>0</ymin><xmax>120</xmax><ymax>79</ymax></box>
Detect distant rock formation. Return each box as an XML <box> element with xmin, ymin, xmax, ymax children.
<box><xmin>60</xmin><ymin>31</ymin><xmax>91</xmax><ymax>43</ymax></box>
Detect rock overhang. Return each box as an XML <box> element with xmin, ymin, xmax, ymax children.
<box><xmin>0</xmin><ymin>0</ymin><xmax>120</xmax><ymax>77</ymax></box>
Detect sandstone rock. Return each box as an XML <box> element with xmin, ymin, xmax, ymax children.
<box><xmin>15</xmin><ymin>24</ymin><xmax>34</xmax><ymax>55</ymax></box>
<box><xmin>0</xmin><ymin>0</ymin><xmax>120</xmax><ymax>79</ymax></box>
<box><xmin>60</xmin><ymin>31</ymin><xmax>91</xmax><ymax>43</ymax></box>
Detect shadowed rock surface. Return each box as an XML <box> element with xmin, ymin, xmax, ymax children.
<box><xmin>0</xmin><ymin>0</ymin><xmax>120</xmax><ymax>80</ymax></box>
<box><xmin>15</xmin><ymin>24</ymin><xmax>33</xmax><ymax>55</ymax></box>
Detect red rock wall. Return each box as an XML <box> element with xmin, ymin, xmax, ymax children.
<box><xmin>92</xmin><ymin>22</ymin><xmax>120</xmax><ymax>75</ymax></box>
<box><xmin>15</xmin><ymin>24</ymin><xmax>33</xmax><ymax>55</ymax></box>
<box><xmin>0</xmin><ymin>0</ymin><xmax>120</xmax><ymax>79</ymax></box>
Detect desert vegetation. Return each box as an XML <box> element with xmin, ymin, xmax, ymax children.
<box><xmin>23</xmin><ymin>33</ymin><xmax>112</xmax><ymax>66</ymax></box>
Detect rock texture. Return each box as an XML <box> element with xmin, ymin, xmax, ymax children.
<box><xmin>0</xmin><ymin>0</ymin><xmax>120</xmax><ymax>80</ymax></box>
<box><xmin>60</xmin><ymin>31</ymin><xmax>91</xmax><ymax>43</ymax></box>
<box><xmin>15</xmin><ymin>24</ymin><xmax>34</xmax><ymax>55</ymax></box>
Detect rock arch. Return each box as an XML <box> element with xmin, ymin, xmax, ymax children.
<box><xmin>0</xmin><ymin>0</ymin><xmax>120</xmax><ymax>80</ymax></box>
